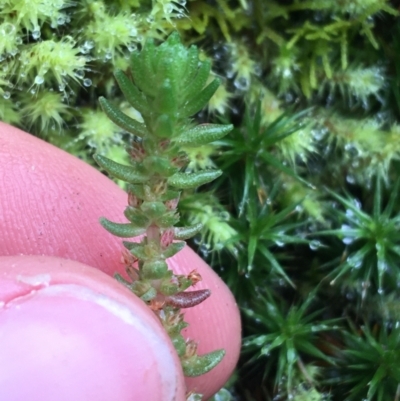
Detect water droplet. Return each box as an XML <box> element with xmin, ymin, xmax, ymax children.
<box><xmin>233</xmin><ymin>76</ymin><xmax>250</xmax><ymax>91</ymax></box>
<box><xmin>312</xmin><ymin>127</ymin><xmax>327</xmax><ymax>141</ymax></box>
<box><xmin>176</xmin><ymin>0</ymin><xmax>186</xmax><ymax>5</ymax></box>
<box><xmin>198</xmin><ymin>243</ymin><xmax>210</xmax><ymax>257</ymax></box>
<box><xmin>295</xmin><ymin>204</ymin><xmax>303</xmax><ymax>213</ymax></box>
<box><xmin>3</xmin><ymin>91</ymin><xmax>10</xmax><ymax>99</ymax></box>
<box><xmin>30</xmin><ymin>88</ymin><xmax>36</xmax><ymax>95</ymax></box>
<box><xmin>32</xmin><ymin>29</ymin><xmax>41</xmax><ymax>39</ymax></box>
<box><xmin>86</xmin><ymin>40</ymin><xmax>94</xmax><ymax>49</ymax></box>
<box><xmin>129</xmin><ymin>27</ymin><xmax>137</xmax><ymax>37</ymax></box>
<box><xmin>2</xmin><ymin>23</ymin><xmax>15</xmax><ymax>35</ymax></box>
<box><xmin>275</xmin><ymin>240</ymin><xmax>284</xmax><ymax>247</ymax></box>
<box><xmin>253</xmin><ymin>63</ymin><xmax>262</xmax><ymax>77</ymax></box>
<box><xmin>347</xmin><ymin>254</ymin><xmax>362</xmax><ymax>269</ymax></box>
<box><xmin>164</xmin><ymin>3</ymin><xmax>174</xmax><ymax>13</ymax></box>
<box><xmin>344</xmin><ymin>143</ymin><xmax>359</xmax><ymax>158</ymax></box>
<box><xmin>83</xmin><ymin>78</ymin><xmax>92</xmax><ymax>87</ymax></box>
<box><xmin>341</xmin><ymin>224</ymin><xmax>354</xmax><ymax>244</ymax></box>
<box><xmin>309</xmin><ymin>240</ymin><xmax>321</xmax><ymax>250</ymax></box>
<box><xmin>34</xmin><ymin>75</ymin><xmax>44</xmax><ymax>85</ymax></box>
<box><xmin>104</xmin><ymin>51</ymin><xmax>112</xmax><ymax>60</ymax></box>
<box><xmin>346</xmin><ymin>174</ymin><xmax>356</xmax><ymax>184</ymax></box>
<box><xmin>15</xmin><ymin>37</ymin><xmax>23</xmax><ymax>45</ymax></box>
<box><xmin>127</xmin><ymin>43</ymin><xmax>137</xmax><ymax>52</ymax></box>
<box><xmin>226</xmin><ymin>68</ymin><xmax>235</xmax><ymax>79</ymax></box>
<box><xmin>377</xmin><ymin>259</ymin><xmax>388</xmax><ymax>273</ymax></box>
<box><xmin>76</xmin><ymin>69</ymin><xmax>85</xmax><ymax>79</ymax></box>
<box><xmin>59</xmin><ymin>83</ymin><xmax>66</xmax><ymax>91</ymax></box>
<box><xmin>57</xmin><ymin>15</ymin><xmax>66</xmax><ymax>25</ymax></box>
<box><xmin>219</xmin><ymin>211</ymin><xmax>230</xmax><ymax>221</ymax></box>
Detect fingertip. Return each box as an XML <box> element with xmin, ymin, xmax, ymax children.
<box><xmin>0</xmin><ymin>255</ymin><xmax>186</xmax><ymax>401</ymax></box>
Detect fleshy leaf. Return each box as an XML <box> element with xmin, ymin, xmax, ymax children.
<box><xmin>124</xmin><ymin>207</ymin><xmax>150</xmax><ymax>227</ymax></box>
<box><xmin>94</xmin><ymin>154</ymin><xmax>148</xmax><ymax>183</ymax></box>
<box><xmin>168</xmin><ymin>170</ymin><xmax>222</xmax><ymax>189</ymax></box>
<box><xmin>174</xmin><ymin>223</ymin><xmax>203</xmax><ymax>240</ymax></box>
<box><xmin>156</xmin><ymin>211</ymin><xmax>180</xmax><ymax>227</ymax></box>
<box><xmin>182</xmin><ymin>59</ymin><xmax>211</xmax><ymax>100</ymax></box>
<box><xmin>174</xmin><ymin>124</ymin><xmax>233</xmax><ymax>147</ymax></box>
<box><xmin>98</xmin><ymin>97</ymin><xmax>148</xmax><ymax>138</ymax></box>
<box><xmin>140</xmin><ymin>201</ymin><xmax>167</xmax><ymax>219</ymax></box>
<box><xmin>142</xmin><ymin>260</ymin><xmax>169</xmax><ymax>279</ymax></box>
<box><xmin>182</xmin><ymin>349</ymin><xmax>226</xmax><ymax>377</ymax></box>
<box><xmin>122</xmin><ymin>242</ymin><xmax>148</xmax><ymax>260</ymax></box>
<box><xmin>130</xmin><ymin>43</ymin><xmax>156</xmax><ymax>96</ymax></box>
<box><xmin>181</xmin><ymin>79</ymin><xmax>220</xmax><ymax>118</ymax></box>
<box><xmin>99</xmin><ymin>218</ymin><xmax>145</xmax><ymax>238</ymax></box>
<box><xmin>181</xmin><ymin>45</ymin><xmax>200</xmax><ymax>87</ymax></box>
<box><xmin>166</xmin><ymin>289</ymin><xmax>211</xmax><ymax>308</ymax></box>
<box><xmin>114</xmin><ymin>69</ymin><xmax>150</xmax><ymax>116</ymax></box>
<box><xmin>163</xmin><ymin>241</ymin><xmax>186</xmax><ymax>258</ymax></box>
<box><xmin>140</xmin><ymin>286</ymin><xmax>157</xmax><ymax>302</ymax></box>
<box><xmin>156</xmin><ymin>79</ymin><xmax>177</xmax><ymax>115</ymax></box>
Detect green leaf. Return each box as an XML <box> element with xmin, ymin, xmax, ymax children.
<box><xmin>168</xmin><ymin>170</ymin><xmax>222</xmax><ymax>189</ymax></box>
<box><xmin>181</xmin><ymin>79</ymin><xmax>220</xmax><ymax>118</ymax></box>
<box><xmin>94</xmin><ymin>154</ymin><xmax>148</xmax><ymax>184</ymax></box>
<box><xmin>153</xmin><ymin>114</ymin><xmax>174</xmax><ymax>138</ymax></box>
<box><xmin>142</xmin><ymin>259</ymin><xmax>169</xmax><ymax>279</ymax></box>
<box><xmin>163</xmin><ymin>241</ymin><xmax>186</xmax><ymax>258</ymax></box>
<box><xmin>99</xmin><ymin>218</ymin><xmax>145</xmax><ymax>238</ymax></box>
<box><xmin>98</xmin><ymin>97</ymin><xmax>148</xmax><ymax>137</ymax></box>
<box><xmin>140</xmin><ymin>201</ymin><xmax>167</xmax><ymax>219</ymax></box>
<box><xmin>124</xmin><ymin>206</ymin><xmax>150</xmax><ymax>227</ymax></box>
<box><xmin>182</xmin><ymin>349</ymin><xmax>226</xmax><ymax>377</ymax></box>
<box><xmin>143</xmin><ymin>155</ymin><xmax>177</xmax><ymax>176</ymax></box>
<box><xmin>174</xmin><ymin>223</ymin><xmax>203</xmax><ymax>240</ymax></box>
<box><xmin>123</xmin><ymin>242</ymin><xmax>148</xmax><ymax>260</ymax></box>
<box><xmin>140</xmin><ymin>286</ymin><xmax>157</xmax><ymax>302</ymax></box>
<box><xmin>258</xmin><ymin>151</ymin><xmax>311</xmax><ymax>188</ymax></box>
<box><xmin>156</xmin><ymin>211</ymin><xmax>180</xmax><ymax>228</ymax></box>
<box><xmin>130</xmin><ymin>42</ymin><xmax>156</xmax><ymax>96</ymax></box>
<box><xmin>160</xmin><ymin>189</ymin><xmax>181</xmax><ymax>201</ymax></box>
<box><xmin>181</xmin><ymin>45</ymin><xmax>200</xmax><ymax>88</ymax></box>
<box><xmin>182</xmin><ymin>59</ymin><xmax>211</xmax><ymax>100</ymax></box>
<box><xmin>173</xmin><ymin>124</ymin><xmax>233</xmax><ymax>147</ymax></box>
<box><xmin>114</xmin><ymin>69</ymin><xmax>151</xmax><ymax>116</ymax></box>
<box><xmin>259</xmin><ymin>244</ymin><xmax>295</xmax><ymax>287</ymax></box>
<box><xmin>155</xmin><ymin>79</ymin><xmax>177</xmax><ymax>115</ymax></box>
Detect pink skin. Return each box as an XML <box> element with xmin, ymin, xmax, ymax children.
<box><xmin>0</xmin><ymin>255</ymin><xmax>186</xmax><ymax>401</ymax></box>
<box><xmin>0</xmin><ymin>122</ymin><xmax>241</xmax><ymax>399</ymax></box>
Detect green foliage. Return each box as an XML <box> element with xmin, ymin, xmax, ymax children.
<box><xmin>5</xmin><ymin>0</ymin><xmax>400</xmax><ymax>399</ymax></box>
<box><xmin>94</xmin><ymin>33</ymin><xmax>232</xmax><ymax>387</ymax></box>
<box><xmin>242</xmin><ymin>289</ymin><xmax>339</xmax><ymax>396</ymax></box>
<box><xmin>330</xmin><ymin>322</ymin><xmax>400</xmax><ymax>401</ymax></box>
<box><xmin>228</xmin><ymin>181</ymin><xmax>307</xmax><ymax>285</ymax></box>
<box><xmin>319</xmin><ymin>177</ymin><xmax>400</xmax><ymax>295</ymax></box>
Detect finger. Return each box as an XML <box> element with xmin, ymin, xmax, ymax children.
<box><xmin>0</xmin><ymin>122</ymin><xmax>241</xmax><ymax>398</ymax></box>
<box><xmin>0</xmin><ymin>255</ymin><xmax>186</xmax><ymax>401</ymax></box>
